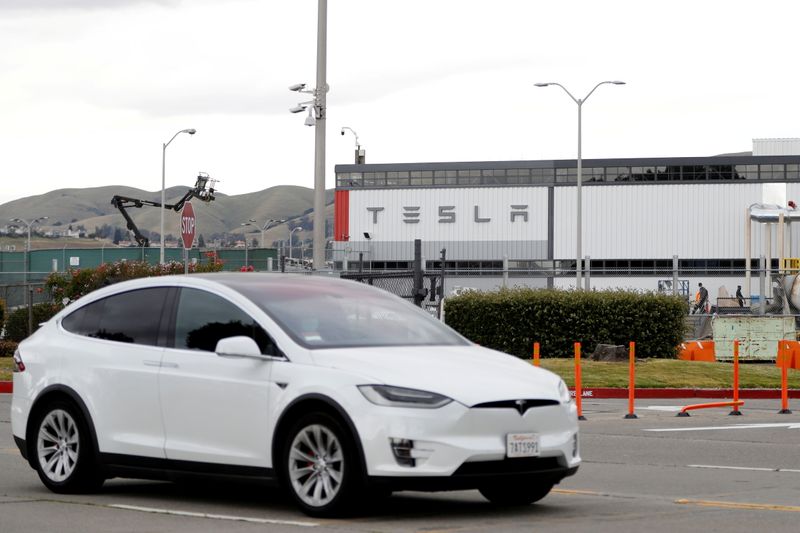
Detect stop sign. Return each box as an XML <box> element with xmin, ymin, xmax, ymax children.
<box><xmin>180</xmin><ymin>202</ymin><xmax>196</xmax><ymax>249</ymax></box>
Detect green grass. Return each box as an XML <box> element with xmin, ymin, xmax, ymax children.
<box><xmin>1</xmin><ymin>356</ymin><xmax>798</xmax><ymax>389</ymax></box>
<box><xmin>539</xmin><ymin>358</ymin><xmax>800</xmax><ymax>389</ymax></box>
<box><xmin>0</xmin><ymin>357</ymin><xmax>12</xmax><ymax>381</ymax></box>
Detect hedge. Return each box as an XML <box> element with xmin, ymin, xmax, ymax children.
<box><xmin>4</xmin><ymin>303</ymin><xmax>61</xmax><ymax>343</ymax></box>
<box><xmin>45</xmin><ymin>260</ymin><xmax>224</xmax><ymax>304</ymax></box>
<box><xmin>0</xmin><ymin>339</ymin><xmax>18</xmax><ymax>357</ymax></box>
<box><xmin>444</xmin><ymin>287</ymin><xmax>687</xmax><ymax>359</ymax></box>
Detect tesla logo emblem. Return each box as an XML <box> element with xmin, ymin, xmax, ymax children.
<box><xmin>515</xmin><ymin>399</ymin><xmax>527</xmax><ymax>415</ymax></box>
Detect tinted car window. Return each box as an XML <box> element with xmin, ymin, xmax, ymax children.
<box><xmin>174</xmin><ymin>288</ymin><xmax>278</xmax><ymax>355</ymax></box>
<box><xmin>223</xmin><ymin>278</ymin><xmax>470</xmax><ymax>349</ymax></box>
<box><xmin>61</xmin><ymin>288</ymin><xmax>170</xmax><ymax>346</ymax></box>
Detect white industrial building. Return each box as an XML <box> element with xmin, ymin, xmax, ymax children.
<box><xmin>332</xmin><ymin>139</ymin><xmax>800</xmax><ymax>306</ymax></box>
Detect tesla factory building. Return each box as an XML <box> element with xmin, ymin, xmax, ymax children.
<box><xmin>332</xmin><ymin>139</ymin><xmax>800</xmax><ymax>302</ymax></box>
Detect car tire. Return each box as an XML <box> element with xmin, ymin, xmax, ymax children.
<box><xmin>30</xmin><ymin>400</ymin><xmax>104</xmax><ymax>494</ymax></box>
<box><xmin>281</xmin><ymin>412</ymin><xmax>364</xmax><ymax>517</ymax></box>
<box><xmin>479</xmin><ymin>480</ymin><xmax>554</xmax><ymax>506</ymax></box>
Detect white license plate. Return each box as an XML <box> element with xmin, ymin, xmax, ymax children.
<box><xmin>506</xmin><ymin>433</ymin><xmax>540</xmax><ymax>458</ymax></box>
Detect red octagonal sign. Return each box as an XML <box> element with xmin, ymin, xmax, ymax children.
<box><xmin>180</xmin><ymin>201</ymin><xmax>196</xmax><ymax>249</ymax></box>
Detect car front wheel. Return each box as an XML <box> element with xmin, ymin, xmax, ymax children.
<box><xmin>31</xmin><ymin>400</ymin><xmax>104</xmax><ymax>493</ymax></box>
<box><xmin>282</xmin><ymin>412</ymin><xmax>363</xmax><ymax>517</ymax></box>
<box><xmin>479</xmin><ymin>480</ymin><xmax>554</xmax><ymax>506</ymax></box>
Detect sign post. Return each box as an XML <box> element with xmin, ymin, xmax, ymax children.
<box><xmin>180</xmin><ymin>202</ymin><xmax>196</xmax><ymax>274</ymax></box>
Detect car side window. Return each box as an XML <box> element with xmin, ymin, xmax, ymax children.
<box><xmin>173</xmin><ymin>288</ymin><xmax>279</xmax><ymax>356</ymax></box>
<box><xmin>61</xmin><ymin>288</ymin><xmax>170</xmax><ymax>346</ymax></box>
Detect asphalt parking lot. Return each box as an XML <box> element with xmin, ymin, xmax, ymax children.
<box><xmin>2</xmin><ymin>394</ymin><xmax>800</xmax><ymax>532</ymax></box>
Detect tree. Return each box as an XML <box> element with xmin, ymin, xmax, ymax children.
<box><xmin>198</xmin><ymin>234</ymin><xmax>206</xmax><ymax>248</ymax></box>
<box><xmin>113</xmin><ymin>227</ymin><xmax>124</xmax><ymax>245</ymax></box>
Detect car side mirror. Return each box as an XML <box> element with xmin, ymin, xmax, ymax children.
<box><xmin>215</xmin><ymin>336</ymin><xmax>263</xmax><ymax>358</ymax></box>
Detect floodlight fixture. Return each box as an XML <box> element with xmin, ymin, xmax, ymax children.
<box><xmin>304</xmin><ymin>108</ymin><xmax>316</xmax><ymax>127</ymax></box>
<box><xmin>288</xmin><ymin>83</ymin><xmax>307</xmax><ymax>92</ymax></box>
<box><xmin>289</xmin><ymin>104</ymin><xmax>307</xmax><ymax>114</ymax></box>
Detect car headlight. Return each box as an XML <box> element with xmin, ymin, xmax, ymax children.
<box><xmin>558</xmin><ymin>379</ymin><xmax>572</xmax><ymax>404</ymax></box>
<box><xmin>358</xmin><ymin>385</ymin><xmax>453</xmax><ymax>409</ymax></box>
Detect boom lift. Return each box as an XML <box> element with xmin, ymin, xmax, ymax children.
<box><xmin>111</xmin><ymin>173</ymin><xmax>217</xmax><ymax>247</ymax></box>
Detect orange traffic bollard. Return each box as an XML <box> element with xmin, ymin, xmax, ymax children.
<box><xmin>575</xmin><ymin>342</ymin><xmax>586</xmax><ymax>420</ymax></box>
<box><xmin>533</xmin><ymin>342</ymin><xmax>540</xmax><ymax>367</ymax></box>
<box><xmin>729</xmin><ymin>339</ymin><xmax>742</xmax><ymax>416</ymax></box>
<box><xmin>625</xmin><ymin>341</ymin><xmax>638</xmax><ymax>419</ymax></box>
<box><xmin>779</xmin><ymin>342</ymin><xmax>793</xmax><ymax>415</ymax></box>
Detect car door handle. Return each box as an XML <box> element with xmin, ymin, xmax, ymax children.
<box><xmin>143</xmin><ymin>360</ymin><xmax>179</xmax><ymax>369</ymax></box>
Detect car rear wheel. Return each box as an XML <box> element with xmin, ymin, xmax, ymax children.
<box><xmin>32</xmin><ymin>400</ymin><xmax>104</xmax><ymax>493</ymax></box>
<box><xmin>479</xmin><ymin>480</ymin><xmax>554</xmax><ymax>506</ymax></box>
<box><xmin>282</xmin><ymin>412</ymin><xmax>363</xmax><ymax>517</ymax></box>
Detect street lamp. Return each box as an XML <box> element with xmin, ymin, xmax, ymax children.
<box><xmin>534</xmin><ymin>80</ymin><xmax>625</xmax><ymax>289</ymax></box>
<box><xmin>9</xmin><ymin>216</ymin><xmax>48</xmax><ymax>336</ymax></box>
<box><xmin>248</xmin><ymin>218</ymin><xmax>286</xmax><ymax>248</ymax></box>
<box><xmin>240</xmin><ymin>222</ymin><xmax>257</xmax><ymax>268</ymax></box>
<box><xmin>290</xmin><ymin>227</ymin><xmax>302</xmax><ymax>261</ymax></box>
<box><xmin>161</xmin><ymin>128</ymin><xmax>196</xmax><ymax>265</ymax></box>
<box><xmin>288</xmin><ymin>0</ymin><xmax>328</xmax><ymax>271</ymax></box>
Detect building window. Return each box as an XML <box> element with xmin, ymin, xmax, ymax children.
<box><xmin>605</xmin><ymin>166</ymin><xmax>631</xmax><ymax>182</ymax></box>
<box><xmin>734</xmin><ymin>165</ymin><xmax>758</xmax><ymax>180</ymax></box>
<box><xmin>760</xmin><ymin>164</ymin><xmax>785</xmax><ymax>181</ymax></box>
<box><xmin>556</xmin><ymin>168</ymin><xmax>577</xmax><ymax>183</ymax></box>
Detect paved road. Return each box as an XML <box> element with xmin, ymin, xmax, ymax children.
<box><xmin>2</xmin><ymin>394</ymin><xmax>800</xmax><ymax>532</ymax></box>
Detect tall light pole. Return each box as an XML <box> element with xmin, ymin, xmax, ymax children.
<box><xmin>248</xmin><ymin>218</ymin><xmax>286</xmax><ymax>248</ymax></box>
<box><xmin>288</xmin><ymin>0</ymin><xmax>328</xmax><ymax>271</ymax></box>
<box><xmin>9</xmin><ymin>216</ymin><xmax>48</xmax><ymax>336</ymax></box>
<box><xmin>240</xmin><ymin>222</ymin><xmax>257</xmax><ymax>268</ymax></box>
<box><xmin>534</xmin><ymin>80</ymin><xmax>625</xmax><ymax>289</ymax></box>
<box><xmin>290</xmin><ymin>227</ymin><xmax>302</xmax><ymax>260</ymax></box>
<box><xmin>161</xmin><ymin>128</ymin><xmax>196</xmax><ymax>264</ymax></box>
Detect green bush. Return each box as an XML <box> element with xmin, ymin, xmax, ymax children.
<box><xmin>4</xmin><ymin>303</ymin><xmax>61</xmax><ymax>343</ymax></box>
<box><xmin>0</xmin><ymin>339</ymin><xmax>18</xmax><ymax>357</ymax></box>
<box><xmin>45</xmin><ymin>260</ymin><xmax>224</xmax><ymax>305</ymax></box>
<box><xmin>444</xmin><ymin>288</ymin><xmax>687</xmax><ymax>359</ymax></box>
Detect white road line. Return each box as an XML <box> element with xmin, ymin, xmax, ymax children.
<box><xmin>109</xmin><ymin>504</ymin><xmax>318</xmax><ymax>527</ymax></box>
<box><xmin>643</xmin><ymin>423</ymin><xmax>800</xmax><ymax>432</ymax></box>
<box><xmin>688</xmin><ymin>464</ymin><xmax>800</xmax><ymax>473</ymax></box>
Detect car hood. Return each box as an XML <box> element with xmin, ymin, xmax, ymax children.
<box><xmin>310</xmin><ymin>345</ymin><xmax>563</xmax><ymax>406</ymax></box>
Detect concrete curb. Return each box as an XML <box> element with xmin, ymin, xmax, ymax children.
<box><xmin>572</xmin><ymin>387</ymin><xmax>800</xmax><ymax>399</ymax></box>
<box><xmin>2</xmin><ymin>381</ymin><xmax>799</xmax><ymax>398</ymax></box>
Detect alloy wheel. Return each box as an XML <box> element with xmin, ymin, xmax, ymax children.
<box><xmin>37</xmin><ymin>409</ymin><xmax>80</xmax><ymax>483</ymax></box>
<box><xmin>288</xmin><ymin>423</ymin><xmax>345</xmax><ymax>508</ymax></box>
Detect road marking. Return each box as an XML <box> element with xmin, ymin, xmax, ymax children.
<box><xmin>688</xmin><ymin>464</ymin><xmax>800</xmax><ymax>473</ymax></box>
<box><xmin>675</xmin><ymin>498</ymin><xmax>800</xmax><ymax>512</ymax></box>
<box><xmin>109</xmin><ymin>504</ymin><xmax>318</xmax><ymax>527</ymax></box>
<box><xmin>644</xmin><ymin>423</ymin><xmax>800</xmax><ymax>432</ymax></box>
<box><xmin>642</xmin><ymin>406</ymin><xmax>684</xmax><ymax>412</ymax></box>
<box><xmin>0</xmin><ymin>448</ymin><xmax>20</xmax><ymax>455</ymax></box>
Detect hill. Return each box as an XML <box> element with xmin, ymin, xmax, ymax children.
<box><xmin>0</xmin><ymin>185</ymin><xmax>335</xmax><ymax>248</ymax></box>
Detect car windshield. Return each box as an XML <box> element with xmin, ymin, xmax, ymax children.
<box><xmin>228</xmin><ymin>277</ymin><xmax>469</xmax><ymax>349</ymax></box>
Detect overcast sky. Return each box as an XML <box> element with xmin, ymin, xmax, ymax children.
<box><xmin>2</xmin><ymin>0</ymin><xmax>799</xmax><ymax>206</ymax></box>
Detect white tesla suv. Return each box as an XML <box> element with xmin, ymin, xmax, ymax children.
<box><xmin>11</xmin><ymin>273</ymin><xmax>579</xmax><ymax>516</ymax></box>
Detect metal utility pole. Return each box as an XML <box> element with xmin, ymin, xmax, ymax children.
<box><xmin>312</xmin><ymin>0</ymin><xmax>328</xmax><ymax>271</ymax></box>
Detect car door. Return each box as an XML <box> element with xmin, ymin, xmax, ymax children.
<box><xmin>59</xmin><ymin>287</ymin><xmax>172</xmax><ymax>458</ymax></box>
<box><xmin>158</xmin><ymin>287</ymin><xmax>279</xmax><ymax>467</ymax></box>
